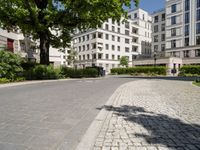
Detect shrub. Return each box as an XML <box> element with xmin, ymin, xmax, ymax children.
<box><xmin>24</xmin><ymin>65</ymin><xmax>61</xmax><ymax>80</ymax></box>
<box><xmin>111</xmin><ymin>66</ymin><xmax>167</xmax><ymax>76</ymax></box>
<box><xmin>0</xmin><ymin>78</ymin><xmax>10</xmax><ymax>84</ymax></box>
<box><xmin>179</xmin><ymin>65</ymin><xmax>200</xmax><ymax>76</ymax></box>
<box><xmin>60</xmin><ymin>67</ymin><xmax>98</xmax><ymax>78</ymax></box>
<box><xmin>0</xmin><ymin>50</ymin><xmax>23</xmax><ymax>81</ymax></box>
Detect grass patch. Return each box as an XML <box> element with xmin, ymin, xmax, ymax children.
<box><xmin>193</xmin><ymin>81</ymin><xmax>200</xmax><ymax>87</ymax></box>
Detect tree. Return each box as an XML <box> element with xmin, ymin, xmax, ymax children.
<box><xmin>0</xmin><ymin>0</ymin><xmax>139</xmax><ymax>65</ymax></box>
<box><xmin>120</xmin><ymin>56</ymin><xmax>129</xmax><ymax>68</ymax></box>
<box><xmin>66</xmin><ymin>48</ymin><xmax>77</xmax><ymax>67</ymax></box>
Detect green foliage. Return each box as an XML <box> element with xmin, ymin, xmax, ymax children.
<box><xmin>0</xmin><ymin>0</ymin><xmax>139</xmax><ymax>64</ymax></box>
<box><xmin>60</xmin><ymin>67</ymin><xmax>98</xmax><ymax>78</ymax></box>
<box><xmin>111</xmin><ymin>66</ymin><xmax>167</xmax><ymax>76</ymax></box>
<box><xmin>120</xmin><ymin>56</ymin><xmax>129</xmax><ymax>68</ymax></box>
<box><xmin>0</xmin><ymin>78</ymin><xmax>10</xmax><ymax>83</ymax></box>
<box><xmin>179</xmin><ymin>65</ymin><xmax>200</xmax><ymax>76</ymax></box>
<box><xmin>0</xmin><ymin>50</ymin><xmax>24</xmax><ymax>81</ymax></box>
<box><xmin>24</xmin><ymin>65</ymin><xmax>60</xmax><ymax>80</ymax></box>
<box><xmin>66</xmin><ymin>48</ymin><xmax>77</xmax><ymax>66</ymax></box>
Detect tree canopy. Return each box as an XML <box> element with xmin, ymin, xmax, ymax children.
<box><xmin>120</xmin><ymin>56</ymin><xmax>129</xmax><ymax>68</ymax></box>
<box><xmin>0</xmin><ymin>0</ymin><xmax>139</xmax><ymax>64</ymax></box>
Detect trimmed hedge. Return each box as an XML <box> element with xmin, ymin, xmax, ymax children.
<box><xmin>60</xmin><ymin>67</ymin><xmax>98</xmax><ymax>78</ymax></box>
<box><xmin>111</xmin><ymin>66</ymin><xmax>167</xmax><ymax>76</ymax></box>
<box><xmin>24</xmin><ymin>65</ymin><xmax>61</xmax><ymax>80</ymax></box>
<box><xmin>179</xmin><ymin>65</ymin><xmax>200</xmax><ymax>76</ymax></box>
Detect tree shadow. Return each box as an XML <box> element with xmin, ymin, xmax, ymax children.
<box><xmin>100</xmin><ymin>105</ymin><xmax>200</xmax><ymax>149</ymax></box>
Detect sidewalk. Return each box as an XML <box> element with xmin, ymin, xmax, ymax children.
<box><xmin>76</xmin><ymin>80</ymin><xmax>200</xmax><ymax>150</ymax></box>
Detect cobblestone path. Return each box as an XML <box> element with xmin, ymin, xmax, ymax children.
<box><xmin>92</xmin><ymin>80</ymin><xmax>200</xmax><ymax>150</ymax></box>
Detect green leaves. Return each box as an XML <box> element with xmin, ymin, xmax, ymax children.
<box><xmin>120</xmin><ymin>56</ymin><xmax>129</xmax><ymax>68</ymax></box>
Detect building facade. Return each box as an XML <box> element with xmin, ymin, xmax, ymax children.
<box><xmin>128</xmin><ymin>8</ymin><xmax>152</xmax><ymax>58</ymax></box>
<box><xmin>151</xmin><ymin>9</ymin><xmax>166</xmax><ymax>57</ymax></box>
<box><xmin>165</xmin><ymin>0</ymin><xmax>200</xmax><ymax>64</ymax></box>
<box><xmin>72</xmin><ymin>18</ymin><xmax>140</xmax><ymax>73</ymax></box>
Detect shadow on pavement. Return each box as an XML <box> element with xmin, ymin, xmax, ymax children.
<box><xmin>115</xmin><ymin>76</ymin><xmax>199</xmax><ymax>81</ymax></box>
<box><xmin>100</xmin><ymin>105</ymin><xmax>200</xmax><ymax>149</ymax></box>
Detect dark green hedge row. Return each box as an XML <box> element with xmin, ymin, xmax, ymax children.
<box><xmin>179</xmin><ymin>65</ymin><xmax>200</xmax><ymax>76</ymax></box>
<box><xmin>60</xmin><ymin>67</ymin><xmax>98</xmax><ymax>78</ymax></box>
<box><xmin>111</xmin><ymin>66</ymin><xmax>167</xmax><ymax>75</ymax></box>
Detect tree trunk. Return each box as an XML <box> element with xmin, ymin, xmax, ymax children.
<box><xmin>39</xmin><ymin>32</ymin><xmax>50</xmax><ymax>65</ymax></box>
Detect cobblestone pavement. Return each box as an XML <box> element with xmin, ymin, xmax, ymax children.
<box><xmin>92</xmin><ymin>80</ymin><xmax>200</xmax><ymax>150</ymax></box>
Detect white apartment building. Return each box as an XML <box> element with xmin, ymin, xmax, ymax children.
<box><xmin>0</xmin><ymin>28</ymin><xmax>39</xmax><ymax>61</ymax></box>
<box><xmin>72</xmin><ymin>18</ymin><xmax>140</xmax><ymax>73</ymax></box>
<box><xmin>151</xmin><ymin>9</ymin><xmax>166</xmax><ymax>57</ymax></box>
<box><xmin>0</xmin><ymin>28</ymin><xmax>67</xmax><ymax>66</ymax></box>
<box><xmin>128</xmin><ymin>8</ymin><xmax>152</xmax><ymax>58</ymax></box>
<box><xmin>165</xmin><ymin>0</ymin><xmax>200</xmax><ymax>64</ymax></box>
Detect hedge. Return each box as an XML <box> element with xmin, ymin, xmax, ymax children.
<box><xmin>60</xmin><ymin>67</ymin><xmax>98</xmax><ymax>78</ymax></box>
<box><xmin>111</xmin><ymin>66</ymin><xmax>167</xmax><ymax>75</ymax></box>
<box><xmin>179</xmin><ymin>65</ymin><xmax>200</xmax><ymax>76</ymax></box>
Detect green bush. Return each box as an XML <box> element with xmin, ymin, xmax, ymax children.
<box><xmin>24</xmin><ymin>65</ymin><xmax>61</xmax><ymax>80</ymax></box>
<box><xmin>0</xmin><ymin>78</ymin><xmax>10</xmax><ymax>83</ymax></box>
<box><xmin>60</xmin><ymin>67</ymin><xmax>98</xmax><ymax>78</ymax></box>
<box><xmin>179</xmin><ymin>65</ymin><xmax>200</xmax><ymax>76</ymax></box>
<box><xmin>111</xmin><ymin>66</ymin><xmax>167</xmax><ymax>76</ymax></box>
<box><xmin>0</xmin><ymin>50</ymin><xmax>23</xmax><ymax>81</ymax></box>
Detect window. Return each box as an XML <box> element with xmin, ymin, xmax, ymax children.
<box><xmin>87</xmin><ymin>44</ymin><xmax>90</xmax><ymax>50</ymax></box>
<box><xmin>106</xmin><ymin>44</ymin><xmax>109</xmax><ymax>50</ymax></box>
<box><xmin>125</xmin><ymin>30</ymin><xmax>129</xmax><ymax>35</ymax></box>
<box><xmin>185</xmin><ymin>0</ymin><xmax>190</xmax><ymax>11</ymax></box>
<box><xmin>98</xmin><ymin>32</ymin><xmax>103</xmax><ymax>39</ymax></box>
<box><xmin>117</xmin><ymin>37</ymin><xmax>120</xmax><ymax>42</ymax></box>
<box><xmin>87</xmin><ymin>35</ymin><xmax>90</xmax><ymax>40</ymax></box>
<box><xmin>125</xmin><ymin>38</ymin><xmax>129</xmax><ymax>44</ymax></box>
<box><xmin>78</xmin><ymin>37</ymin><xmax>81</xmax><ymax>42</ymax></box>
<box><xmin>117</xmin><ymin>28</ymin><xmax>120</xmax><ymax>33</ymax></box>
<box><xmin>92</xmin><ymin>33</ymin><xmax>96</xmax><ymax>39</ymax></box>
<box><xmin>154</xmin><ymin>16</ymin><xmax>159</xmax><ymax>23</ymax></box>
<box><xmin>98</xmin><ymin>54</ymin><xmax>102</xmax><ymax>59</ymax></box>
<box><xmin>132</xmin><ymin>46</ymin><xmax>137</xmax><ymax>52</ymax></box>
<box><xmin>83</xmin><ymin>55</ymin><xmax>85</xmax><ymax>60</ymax></box>
<box><xmin>185</xmin><ymin>37</ymin><xmax>189</xmax><ymax>46</ymax></box>
<box><xmin>185</xmin><ymin>12</ymin><xmax>190</xmax><ymax>24</ymax></box>
<box><xmin>197</xmin><ymin>0</ymin><xmax>200</xmax><ymax>8</ymax></box>
<box><xmin>154</xmin><ymin>35</ymin><xmax>158</xmax><ymax>42</ymax></box>
<box><xmin>161</xmin><ymin>34</ymin><xmax>165</xmax><ymax>41</ymax></box>
<box><xmin>83</xmin><ymin>45</ymin><xmax>85</xmax><ymax>51</ymax></box>
<box><xmin>112</xmin><ymin>35</ymin><xmax>115</xmax><ymax>41</ymax></box>
<box><xmin>125</xmin><ymin>47</ymin><xmax>129</xmax><ymax>52</ymax></box>
<box><xmin>171</xmin><ymin>40</ymin><xmax>176</xmax><ymax>48</ymax></box>
<box><xmin>118</xmin><ymin>55</ymin><xmax>120</xmax><ymax>60</ymax></box>
<box><xmin>154</xmin><ymin>25</ymin><xmax>158</xmax><ymax>32</ymax></box>
<box><xmin>171</xmin><ymin>16</ymin><xmax>176</xmax><ymax>25</ymax></box>
<box><xmin>195</xmin><ymin>49</ymin><xmax>200</xmax><ymax>57</ymax></box>
<box><xmin>134</xmin><ymin>13</ymin><xmax>137</xmax><ymax>18</ymax></box>
<box><xmin>79</xmin><ymin>46</ymin><xmax>81</xmax><ymax>52</ymax></box>
<box><xmin>117</xmin><ymin>46</ymin><xmax>120</xmax><ymax>51</ymax></box>
<box><xmin>162</xmin><ymin>13</ymin><xmax>165</xmax><ymax>21</ymax></box>
<box><xmin>105</xmin><ymin>24</ymin><xmax>109</xmax><ymax>30</ymax></box>
<box><xmin>196</xmin><ymin>36</ymin><xmax>200</xmax><ymax>44</ymax></box>
<box><xmin>184</xmin><ymin>50</ymin><xmax>190</xmax><ymax>57</ymax></box>
<box><xmin>171</xmin><ymin>28</ymin><xmax>176</xmax><ymax>36</ymax></box>
<box><xmin>106</xmin><ymin>34</ymin><xmax>109</xmax><ymax>40</ymax></box>
<box><xmin>92</xmin><ymin>43</ymin><xmax>96</xmax><ymax>49</ymax></box>
<box><xmin>106</xmin><ymin>54</ymin><xmax>109</xmax><ymax>59</ymax></box>
<box><xmin>171</xmin><ymin>4</ymin><xmax>177</xmax><ymax>13</ymax></box>
<box><xmin>112</xmin><ymin>26</ymin><xmax>115</xmax><ymax>32</ymax></box>
<box><xmin>154</xmin><ymin>45</ymin><xmax>158</xmax><ymax>52</ymax></box>
<box><xmin>197</xmin><ymin>9</ymin><xmax>200</xmax><ymax>21</ymax></box>
<box><xmin>132</xmin><ymin>28</ymin><xmax>137</xmax><ymax>34</ymax></box>
<box><xmin>143</xmin><ymin>14</ymin><xmax>145</xmax><ymax>20</ymax></box>
<box><xmin>185</xmin><ymin>25</ymin><xmax>189</xmax><ymax>36</ymax></box>
<box><xmin>112</xmin><ymin>55</ymin><xmax>115</xmax><ymax>60</ymax></box>
<box><xmin>79</xmin><ymin>55</ymin><xmax>81</xmax><ymax>60</ymax></box>
<box><xmin>161</xmin><ymin>24</ymin><xmax>165</xmax><ymax>31</ymax></box>
<box><xmin>87</xmin><ymin>54</ymin><xmax>90</xmax><ymax>60</ymax></box>
<box><xmin>125</xmin><ymin>22</ymin><xmax>130</xmax><ymax>28</ymax></box>
<box><xmin>82</xmin><ymin>36</ymin><xmax>85</xmax><ymax>41</ymax></box>
<box><xmin>196</xmin><ymin>23</ymin><xmax>200</xmax><ymax>34</ymax></box>
<box><xmin>112</xmin><ymin>45</ymin><xmax>115</xmax><ymax>51</ymax></box>
<box><xmin>161</xmin><ymin>44</ymin><xmax>165</xmax><ymax>51</ymax></box>
<box><xmin>7</xmin><ymin>39</ymin><xmax>14</xmax><ymax>52</ymax></box>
